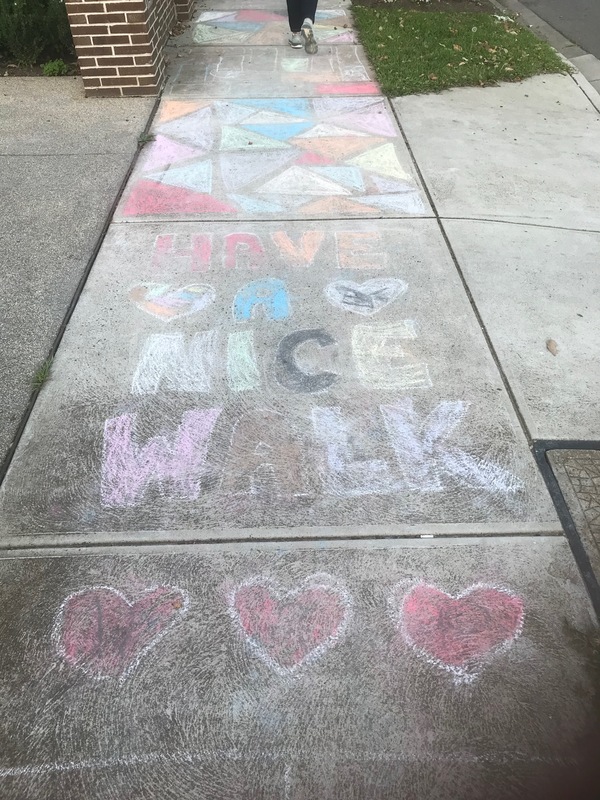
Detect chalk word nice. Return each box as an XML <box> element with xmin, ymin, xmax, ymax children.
<box><xmin>53</xmin><ymin>585</ymin><xmax>189</xmax><ymax>682</ymax></box>
<box><xmin>150</xmin><ymin>231</ymin><xmax>389</xmax><ymax>273</ymax></box>
<box><xmin>101</xmin><ymin>399</ymin><xmax>523</xmax><ymax>508</ymax></box>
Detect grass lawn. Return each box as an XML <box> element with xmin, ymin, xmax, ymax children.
<box><xmin>352</xmin><ymin>5</ymin><xmax>569</xmax><ymax>96</ymax></box>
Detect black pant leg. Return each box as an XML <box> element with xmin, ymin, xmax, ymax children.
<box><xmin>301</xmin><ymin>0</ymin><xmax>318</xmax><ymax>24</ymax></box>
<box><xmin>286</xmin><ymin>0</ymin><xmax>303</xmax><ymax>31</ymax></box>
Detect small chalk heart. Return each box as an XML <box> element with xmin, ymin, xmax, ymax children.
<box><xmin>129</xmin><ymin>283</ymin><xmax>215</xmax><ymax>322</ymax></box>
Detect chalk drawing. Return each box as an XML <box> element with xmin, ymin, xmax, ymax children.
<box><xmin>274</xmin><ymin>329</ymin><xmax>338</xmax><ymax>393</ymax></box>
<box><xmin>129</xmin><ymin>283</ymin><xmax>215</xmax><ymax>322</ymax></box>
<box><xmin>390</xmin><ymin>582</ymin><xmax>525</xmax><ymax>685</ymax></box>
<box><xmin>381</xmin><ymin>399</ymin><xmax>523</xmax><ymax>493</ymax></box>
<box><xmin>352</xmin><ymin>321</ymin><xmax>432</xmax><ymax>389</ymax></box>
<box><xmin>151</xmin><ymin>234</ymin><xmax>212</xmax><ymax>273</ymax></box>
<box><xmin>0</xmin><ymin>747</ymin><xmax>569</xmax><ymax>778</ymax></box>
<box><xmin>228</xmin><ymin>573</ymin><xmax>353</xmax><ymax>677</ymax></box>
<box><xmin>271</xmin><ymin>231</ymin><xmax>325</xmax><ymax>267</ymax></box>
<box><xmin>221</xmin><ymin>409</ymin><xmax>308</xmax><ymax>496</ymax></box>
<box><xmin>227</xmin><ymin>331</ymin><xmax>260</xmax><ymax>392</ymax></box>
<box><xmin>312</xmin><ymin>407</ymin><xmax>398</xmax><ymax>496</ymax></box>
<box><xmin>224</xmin><ymin>232</ymin><xmax>265</xmax><ymax>270</ymax></box>
<box><xmin>335</xmin><ymin>231</ymin><xmax>387</xmax><ymax>270</ymax></box>
<box><xmin>132</xmin><ymin>331</ymin><xmax>218</xmax><ymax>395</ymax></box>
<box><xmin>53</xmin><ymin>585</ymin><xmax>189</xmax><ymax>682</ymax></box>
<box><xmin>101</xmin><ymin>409</ymin><xmax>221</xmax><ymax>507</ymax></box>
<box><xmin>326</xmin><ymin>278</ymin><xmax>407</xmax><ymax>316</ymax></box>
<box><xmin>233</xmin><ymin>278</ymin><xmax>290</xmax><ymax>322</ymax></box>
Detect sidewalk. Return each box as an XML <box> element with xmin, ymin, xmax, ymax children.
<box><xmin>0</xmin><ymin>2</ymin><xmax>599</xmax><ymax>797</ymax></box>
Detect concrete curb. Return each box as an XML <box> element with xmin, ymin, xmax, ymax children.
<box><xmin>491</xmin><ymin>0</ymin><xmax>600</xmax><ymax>110</ymax></box>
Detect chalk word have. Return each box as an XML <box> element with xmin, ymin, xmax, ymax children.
<box><xmin>101</xmin><ymin>400</ymin><xmax>522</xmax><ymax>507</ymax></box>
<box><xmin>151</xmin><ymin>231</ymin><xmax>388</xmax><ymax>272</ymax></box>
<box><xmin>131</xmin><ymin>324</ymin><xmax>431</xmax><ymax>395</ymax></box>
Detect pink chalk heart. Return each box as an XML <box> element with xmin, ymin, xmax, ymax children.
<box><xmin>54</xmin><ymin>586</ymin><xmax>189</xmax><ymax>681</ymax></box>
<box><xmin>129</xmin><ymin>283</ymin><xmax>215</xmax><ymax>322</ymax></box>
<box><xmin>398</xmin><ymin>583</ymin><xmax>524</xmax><ymax>682</ymax></box>
<box><xmin>229</xmin><ymin>575</ymin><xmax>352</xmax><ymax>676</ymax></box>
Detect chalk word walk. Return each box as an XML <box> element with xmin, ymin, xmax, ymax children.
<box><xmin>150</xmin><ymin>231</ymin><xmax>388</xmax><ymax>272</ymax></box>
<box><xmin>131</xmin><ymin>325</ymin><xmax>431</xmax><ymax>396</ymax></box>
<box><xmin>101</xmin><ymin>400</ymin><xmax>522</xmax><ymax>508</ymax></box>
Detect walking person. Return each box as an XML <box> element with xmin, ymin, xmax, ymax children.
<box><xmin>287</xmin><ymin>0</ymin><xmax>318</xmax><ymax>54</ymax></box>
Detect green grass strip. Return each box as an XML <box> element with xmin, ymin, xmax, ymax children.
<box><xmin>352</xmin><ymin>8</ymin><xmax>569</xmax><ymax>96</ymax></box>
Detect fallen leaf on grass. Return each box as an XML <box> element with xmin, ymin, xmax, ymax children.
<box><xmin>546</xmin><ymin>339</ymin><xmax>559</xmax><ymax>356</ymax></box>
<box><xmin>453</xmin><ymin>44</ymin><xmax>463</xmax><ymax>51</ymax></box>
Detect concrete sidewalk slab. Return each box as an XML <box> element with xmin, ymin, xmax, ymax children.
<box><xmin>184</xmin><ymin>9</ymin><xmax>356</xmax><ymax>47</ymax></box>
<box><xmin>116</xmin><ymin>96</ymin><xmax>429</xmax><ymax>222</ymax></box>
<box><xmin>165</xmin><ymin>46</ymin><xmax>378</xmax><ymax>98</ymax></box>
<box><xmin>443</xmin><ymin>220</ymin><xmax>600</xmax><ymax>440</ymax></box>
<box><xmin>193</xmin><ymin>0</ymin><xmax>350</xmax><ymax>10</ymax></box>
<box><xmin>0</xmin><ymin>537</ymin><xmax>598</xmax><ymax>799</ymax></box>
<box><xmin>0</xmin><ymin>219</ymin><xmax>558</xmax><ymax>543</ymax></box>
<box><xmin>392</xmin><ymin>74</ymin><xmax>600</xmax><ymax>230</ymax></box>
<box><xmin>0</xmin><ymin>80</ymin><xmax>153</xmax><ymax>467</ymax></box>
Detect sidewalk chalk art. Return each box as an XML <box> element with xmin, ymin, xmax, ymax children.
<box><xmin>390</xmin><ymin>582</ymin><xmax>525</xmax><ymax>685</ymax></box>
<box><xmin>120</xmin><ymin>98</ymin><xmax>426</xmax><ymax>220</ymax></box>
<box><xmin>228</xmin><ymin>574</ymin><xmax>353</xmax><ymax>676</ymax></box>
<box><xmin>53</xmin><ymin>585</ymin><xmax>189</xmax><ymax>681</ymax></box>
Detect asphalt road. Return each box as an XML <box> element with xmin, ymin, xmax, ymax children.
<box><xmin>518</xmin><ymin>0</ymin><xmax>600</xmax><ymax>59</ymax></box>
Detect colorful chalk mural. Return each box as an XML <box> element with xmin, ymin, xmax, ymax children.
<box><xmin>119</xmin><ymin>97</ymin><xmax>427</xmax><ymax>220</ymax></box>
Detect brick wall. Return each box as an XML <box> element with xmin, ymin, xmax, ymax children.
<box><xmin>174</xmin><ymin>0</ymin><xmax>194</xmax><ymax>21</ymax></box>
<box><xmin>66</xmin><ymin>0</ymin><xmax>182</xmax><ymax>97</ymax></box>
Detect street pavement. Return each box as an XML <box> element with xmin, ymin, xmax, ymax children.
<box><xmin>0</xmin><ymin>2</ymin><xmax>599</xmax><ymax>797</ymax></box>
<box><xmin>518</xmin><ymin>0</ymin><xmax>600</xmax><ymax>59</ymax></box>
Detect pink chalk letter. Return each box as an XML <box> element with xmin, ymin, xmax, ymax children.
<box><xmin>101</xmin><ymin>409</ymin><xmax>221</xmax><ymax>507</ymax></box>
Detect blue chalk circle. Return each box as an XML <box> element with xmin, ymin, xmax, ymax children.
<box><xmin>233</xmin><ymin>278</ymin><xmax>290</xmax><ymax>322</ymax></box>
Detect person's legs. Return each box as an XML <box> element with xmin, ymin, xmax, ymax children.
<box><xmin>287</xmin><ymin>0</ymin><xmax>319</xmax><ymax>52</ymax></box>
<box><xmin>286</xmin><ymin>0</ymin><xmax>304</xmax><ymax>33</ymax></box>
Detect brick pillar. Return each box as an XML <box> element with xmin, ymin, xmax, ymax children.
<box><xmin>65</xmin><ymin>0</ymin><xmax>178</xmax><ymax>97</ymax></box>
<box><xmin>174</xmin><ymin>0</ymin><xmax>194</xmax><ymax>21</ymax></box>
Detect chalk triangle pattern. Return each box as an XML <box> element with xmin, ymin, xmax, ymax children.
<box><xmin>220</xmin><ymin>126</ymin><xmax>290</xmax><ymax>151</ymax></box>
<box><xmin>142</xmin><ymin>136</ymin><xmax>204</xmax><ymax>173</ymax></box>
<box><xmin>244</xmin><ymin>110</ymin><xmax>309</xmax><ymax>125</ymax></box>
<box><xmin>296</xmin><ymin>151</ymin><xmax>334</xmax><ymax>166</ymax></box>
<box><xmin>196</xmin><ymin>11</ymin><xmax>236</xmax><ymax>21</ymax></box>
<box><xmin>233</xmin><ymin>99</ymin><xmax>312</xmax><ymax>118</ymax></box>
<box><xmin>193</xmin><ymin>25</ymin><xmax>250</xmax><ymax>43</ymax></box>
<box><xmin>229</xmin><ymin>194</ymin><xmax>285</xmax><ymax>213</ymax></box>
<box><xmin>332</xmin><ymin>108</ymin><xmax>397</xmax><ymax>137</ymax></box>
<box><xmin>295</xmin><ymin>123</ymin><xmax>367</xmax><ymax>138</ymax></box>
<box><xmin>145</xmin><ymin>160</ymin><xmax>212</xmax><ymax>194</ymax></box>
<box><xmin>159</xmin><ymin>107</ymin><xmax>214</xmax><ymax>151</ymax></box>
<box><xmin>209</xmin><ymin>20</ymin><xmax>262</xmax><ymax>31</ymax></box>
<box><xmin>122</xmin><ymin>181</ymin><xmax>237</xmax><ymax>216</ymax></box>
<box><xmin>311</xmin><ymin>166</ymin><xmax>365</xmax><ymax>192</ymax></box>
<box><xmin>348</xmin><ymin>143</ymin><xmax>412</xmax><ymax>181</ymax></box>
<box><xmin>219</xmin><ymin>150</ymin><xmax>297</xmax><ymax>191</ymax></box>
<box><xmin>213</xmin><ymin>102</ymin><xmax>258</xmax><ymax>124</ymax></box>
<box><xmin>357</xmin><ymin>193</ymin><xmax>427</xmax><ymax>214</ymax></box>
<box><xmin>299</xmin><ymin>197</ymin><xmax>379</xmax><ymax>214</ymax></box>
<box><xmin>241</xmin><ymin>122</ymin><xmax>313</xmax><ymax>141</ymax></box>
<box><xmin>371</xmin><ymin>174</ymin><xmax>415</xmax><ymax>193</ymax></box>
<box><xmin>292</xmin><ymin>136</ymin><xmax>386</xmax><ymax>161</ymax></box>
<box><xmin>313</xmin><ymin>97</ymin><xmax>383</xmax><ymax>118</ymax></box>
<box><xmin>256</xmin><ymin>166</ymin><xmax>350</xmax><ymax>196</ymax></box>
<box><xmin>236</xmin><ymin>10</ymin><xmax>285</xmax><ymax>22</ymax></box>
<box><xmin>157</xmin><ymin>100</ymin><xmax>204</xmax><ymax>124</ymax></box>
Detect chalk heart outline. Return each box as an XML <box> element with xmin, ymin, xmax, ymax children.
<box><xmin>325</xmin><ymin>278</ymin><xmax>408</xmax><ymax>316</ymax></box>
<box><xmin>392</xmin><ymin>582</ymin><xmax>525</xmax><ymax>685</ymax></box>
<box><xmin>228</xmin><ymin>573</ymin><xmax>353</xmax><ymax>678</ymax></box>
<box><xmin>129</xmin><ymin>283</ymin><xmax>216</xmax><ymax>322</ymax></box>
<box><xmin>53</xmin><ymin>585</ymin><xmax>190</xmax><ymax>683</ymax></box>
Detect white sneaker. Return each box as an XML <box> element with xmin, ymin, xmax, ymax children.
<box><xmin>289</xmin><ymin>32</ymin><xmax>303</xmax><ymax>48</ymax></box>
<box><xmin>301</xmin><ymin>18</ymin><xmax>318</xmax><ymax>54</ymax></box>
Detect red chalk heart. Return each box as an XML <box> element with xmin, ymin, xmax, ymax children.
<box><xmin>55</xmin><ymin>585</ymin><xmax>188</xmax><ymax>680</ymax></box>
<box><xmin>399</xmin><ymin>583</ymin><xmax>524</xmax><ymax>678</ymax></box>
<box><xmin>229</xmin><ymin>576</ymin><xmax>352</xmax><ymax>676</ymax></box>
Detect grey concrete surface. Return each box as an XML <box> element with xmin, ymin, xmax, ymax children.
<box><xmin>516</xmin><ymin>0</ymin><xmax>600</xmax><ymax>60</ymax></box>
<box><xmin>549</xmin><ymin>449</ymin><xmax>600</xmax><ymax>579</ymax></box>
<box><xmin>115</xmin><ymin>96</ymin><xmax>429</xmax><ymax>222</ymax></box>
<box><xmin>442</xmin><ymin>220</ymin><xmax>600</xmax><ymax>441</ymax></box>
<box><xmin>0</xmin><ymin>78</ymin><xmax>154</xmax><ymax>466</ymax></box>
<box><xmin>393</xmin><ymin>74</ymin><xmax>600</xmax><ymax>230</ymax></box>
<box><xmin>0</xmin><ymin>219</ymin><xmax>559</xmax><ymax>542</ymax></box>
<box><xmin>0</xmin><ymin>537</ymin><xmax>598</xmax><ymax>799</ymax></box>
<box><xmin>165</xmin><ymin>46</ymin><xmax>379</xmax><ymax>98</ymax></box>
